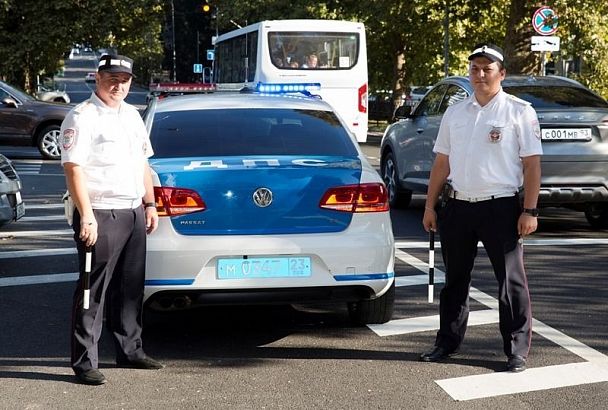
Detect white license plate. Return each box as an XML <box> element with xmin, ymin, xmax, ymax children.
<box><xmin>217</xmin><ymin>256</ymin><xmax>312</xmax><ymax>279</ymax></box>
<box><xmin>15</xmin><ymin>192</ymin><xmax>25</xmax><ymax>220</ymax></box>
<box><xmin>541</xmin><ymin>128</ymin><xmax>592</xmax><ymax>141</ymax></box>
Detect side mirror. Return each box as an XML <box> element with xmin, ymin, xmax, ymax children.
<box><xmin>392</xmin><ymin>104</ymin><xmax>411</xmax><ymax>122</ymax></box>
<box><xmin>1</xmin><ymin>97</ymin><xmax>18</xmax><ymax>108</ymax></box>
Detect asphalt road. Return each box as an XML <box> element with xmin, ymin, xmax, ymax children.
<box><xmin>0</xmin><ymin>57</ymin><xmax>607</xmax><ymax>409</ymax></box>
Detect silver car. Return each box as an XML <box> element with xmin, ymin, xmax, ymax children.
<box><xmin>0</xmin><ymin>154</ymin><xmax>25</xmax><ymax>227</ymax></box>
<box><xmin>381</xmin><ymin>75</ymin><xmax>608</xmax><ymax>229</ymax></box>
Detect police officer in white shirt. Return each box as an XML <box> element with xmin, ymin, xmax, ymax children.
<box><xmin>61</xmin><ymin>54</ymin><xmax>163</xmax><ymax>385</ymax></box>
<box><xmin>420</xmin><ymin>43</ymin><xmax>542</xmax><ymax>372</ymax></box>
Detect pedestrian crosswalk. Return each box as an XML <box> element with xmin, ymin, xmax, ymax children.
<box><xmin>12</xmin><ymin>159</ymin><xmax>43</xmax><ymax>175</ymax></box>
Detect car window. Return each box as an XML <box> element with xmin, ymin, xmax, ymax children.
<box><xmin>149</xmin><ymin>108</ymin><xmax>358</xmax><ymax>158</ymax></box>
<box><xmin>438</xmin><ymin>85</ymin><xmax>469</xmax><ymax>114</ymax></box>
<box><xmin>504</xmin><ymin>86</ymin><xmax>608</xmax><ymax>109</ymax></box>
<box><xmin>413</xmin><ymin>84</ymin><xmax>448</xmax><ymax>116</ymax></box>
<box><xmin>0</xmin><ymin>81</ymin><xmax>34</xmax><ymax>103</ymax></box>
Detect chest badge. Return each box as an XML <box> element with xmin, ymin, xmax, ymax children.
<box><xmin>488</xmin><ymin>127</ymin><xmax>502</xmax><ymax>143</ymax></box>
<box><xmin>252</xmin><ymin>187</ymin><xmax>273</xmax><ymax>208</ymax></box>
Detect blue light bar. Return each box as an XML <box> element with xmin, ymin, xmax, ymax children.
<box><xmin>256</xmin><ymin>82</ymin><xmax>321</xmax><ymax>94</ymax></box>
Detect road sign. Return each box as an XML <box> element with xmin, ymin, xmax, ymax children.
<box><xmin>531</xmin><ymin>36</ymin><xmax>560</xmax><ymax>52</ymax></box>
<box><xmin>206</xmin><ymin>50</ymin><xmax>215</xmax><ymax>61</ymax></box>
<box><xmin>532</xmin><ymin>6</ymin><xmax>558</xmax><ymax>36</ymax></box>
<box><xmin>193</xmin><ymin>63</ymin><xmax>203</xmax><ymax>73</ymax></box>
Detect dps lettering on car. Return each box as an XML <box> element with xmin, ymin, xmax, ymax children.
<box><xmin>184</xmin><ymin>158</ymin><xmax>329</xmax><ymax>170</ymax></box>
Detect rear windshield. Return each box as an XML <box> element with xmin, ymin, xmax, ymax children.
<box><xmin>149</xmin><ymin>108</ymin><xmax>358</xmax><ymax>158</ymax></box>
<box><xmin>505</xmin><ymin>86</ymin><xmax>608</xmax><ymax>109</ymax></box>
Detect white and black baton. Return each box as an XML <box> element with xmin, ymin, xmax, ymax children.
<box><xmin>428</xmin><ymin>230</ymin><xmax>435</xmax><ymax>303</ymax></box>
<box><xmin>83</xmin><ymin>245</ymin><xmax>92</xmax><ymax>310</ymax></box>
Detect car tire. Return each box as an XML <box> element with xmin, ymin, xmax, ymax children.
<box><xmin>53</xmin><ymin>97</ymin><xmax>67</xmax><ymax>103</ymax></box>
<box><xmin>37</xmin><ymin>125</ymin><xmax>62</xmax><ymax>160</ymax></box>
<box><xmin>381</xmin><ymin>152</ymin><xmax>412</xmax><ymax>208</ymax></box>
<box><xmin>584</xmin><ymin>205</ymin><xmax>608</xmax><ymax>229</ymax></box>
<box><xmin>347</xmin><ymin>281</ymin><xmax>395</xmax><ymax>325</ymax></box>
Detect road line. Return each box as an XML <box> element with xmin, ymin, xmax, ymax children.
<box><xmin>436</xmin><ymin>361</ymin><xmax>608</xmax><ymax>401</ymax></box>
<box><xmin>0</xmin><ymin>272</ymin><xmax>77</xmax><ymax>287</ymax></box>
<box><xmin>0</xmin><ymin>248</ymin><xmax>76</xmax><ymax>259</ymax></box>
<box><xmin>369</xmin><ymin>309</ymin><xmax>498</xmax><ymax>337</ymax></box>
<box><xmin>21</xmin><ymin>215</ymin><xmax>66</xmax><ymax>222</ymax></box>
<box><xmin>394</xmin><ymin>237</ymin><xmax>608</xmax><ymax>249</ymax></box>
<box><xmin>0</xmin><ymin>229</ymin><xmax>73</xmax><ymax>238</ymax></box>
<box><xmin>22</xmin><ymin>203</ymin><xmax>63</xmax><ymax>210</ymax></box>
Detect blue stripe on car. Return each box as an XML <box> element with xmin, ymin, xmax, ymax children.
<box><xmin>333</xmin><ymin>273</ymin><xmax>395</xmax><ymax>281</ymax></box>
<box><xmin>145</xmin><ymin>279</ymin><xmax>195</xmax><ymax>286</ymax></box>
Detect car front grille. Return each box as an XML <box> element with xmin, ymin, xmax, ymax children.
<box><xmin>0</xmin><ymin>156</ymin><xmax>19</xmax><ymax>181</ymax></box>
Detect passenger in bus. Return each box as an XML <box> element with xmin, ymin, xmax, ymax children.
<box><xmin>289</xmin><ymin>61</ymin><xmax>299</xmax><ymax>68</ymax></box>
<box><xmin>302</xmin><ymin>53</ymin><xmax>318</xmax><ymax>68</ymax></box>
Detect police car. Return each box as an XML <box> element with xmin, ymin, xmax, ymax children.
<box><xmin>142</xmin><ymin>84</ymin><xmax>395</xmax><ymax>324</ymax></box>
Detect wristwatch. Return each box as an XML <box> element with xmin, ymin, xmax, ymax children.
<box><xmin>522</xmin><ymin>208</ymin><xmax>539</xmax><ymax>217</ymax></box>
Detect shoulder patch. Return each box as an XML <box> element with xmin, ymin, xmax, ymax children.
<box><xmin>62</xmin><ymin>128</ymin><xmax>77</xmax><ymax>150</ymax></box>
<box><xmin>506</xmin><ymin>94</ymin><xmax>531</xmax><ymax>106</ymax></box>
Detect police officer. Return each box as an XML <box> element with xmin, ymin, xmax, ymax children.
<box><xmin>420</xmin><ymin>43</ymin><xmax>542</xmax><ymax>372</ymax></box>
<box><xmin>61</xmin><ymin>53</ymin><xmax>162</xmax><ymax>385</ymax></box>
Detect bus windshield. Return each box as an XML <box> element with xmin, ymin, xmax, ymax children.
<box><xmin>268</xmin><ymin>32</ymin><xmax>360</xmax><ymax>70</ymax></box>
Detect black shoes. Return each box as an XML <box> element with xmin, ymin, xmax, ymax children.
<box><xmin>75</xmin><ymin>369</ymin><xmax>107</xmax><ymax>385</ymax></box>
<box><xmin>117</xmin><ymin>355</ymin><xmax>164</xmax><ymax>370</ymax></box>
<box><xmin>419</xmin><ymin>346</ymin><xmax>458</xmax><ymax>362</ymax></box>
<box><xmin>507</xmin><ymin>355</ymin><xmax>527</xmax><ymax>372</ymax></box>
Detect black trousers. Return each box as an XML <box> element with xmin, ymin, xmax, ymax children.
<box><xmin>436</xmin><ymin>196</ymin><xmax>532</xmax><ymax>358</ymax></box>
<box><xmin>71</xmin><ymin>207</ymin><xmax>147</xmax><ymax>373</ymax></box>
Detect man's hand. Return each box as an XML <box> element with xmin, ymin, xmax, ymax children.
<box><xmin>145</xmin><ymin>206</ymin><xmax>159</xmax><ymax>234</ymax></box>
<box><xmin>518</xmin><ymin>214</ymin><xmax>538</xmax><ymax>237</ymax></box>
<box><xmin>79</xmin><ymin>218</ymin><xmax>98</xmax><ymax>247</ymax></box>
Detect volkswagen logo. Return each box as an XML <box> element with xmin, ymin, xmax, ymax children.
<box><xmin>252</xmin><ymin>187</ymin><xmax>273</xmax><ymax>208</ymax></box>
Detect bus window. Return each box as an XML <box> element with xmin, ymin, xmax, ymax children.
<box><xmin>268</xmin><ymin>32</ymin><xmax>359</xmax><ymax>70</ymax></box>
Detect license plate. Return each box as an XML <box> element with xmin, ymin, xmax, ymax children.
<box><xmin>14</xmin><ymin>192</ymin><xmax>25</xmax><ymax>220</ymax></box>
<box><xmin>217</xmin><ymin>256</ymin><xmax>311</xmax><ymax>279</ymax></box>
<box><xmin>541</xmin><ymin>128</ymin><xmax>592</xmax><ymax>141</ymax></box>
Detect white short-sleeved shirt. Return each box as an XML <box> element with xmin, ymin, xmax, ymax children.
<box><xmin>433</xmin><ymin>88</ymin><xmax>542</xmax><ymax>198</ymax></box>
<box><xmin>60</xmin><ymin>92</ymin><xmax>154</xmax><ymax>209</ymax></box>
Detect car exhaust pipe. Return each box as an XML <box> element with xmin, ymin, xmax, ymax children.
<box><xmin>173</xmin><ymin>295</ymin><xmax>192</xmax><ymax>310</ymax></box>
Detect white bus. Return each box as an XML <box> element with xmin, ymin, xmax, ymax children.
<box><xmin>213</xmin><ymin>19</ymin><xmax>369</xmax><ymax>142</ymax></box>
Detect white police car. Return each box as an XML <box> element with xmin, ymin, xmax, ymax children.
<box><xmin>142</xmin><ymin>85</ymin><xmax>395</xmax><ymax>324</ymax></box>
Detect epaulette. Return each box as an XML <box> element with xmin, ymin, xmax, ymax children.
<box><xmin>73</xmin><ymin>100</ymin><xmax>95</xmax><ymax>114</ymax></box>
<box><xmin>506</xmin><ymin>94</ymin><xmax>531</xmax><ymax>106</ymax></box>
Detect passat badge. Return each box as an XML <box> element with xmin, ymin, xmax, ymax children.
<box><xmin>252</xmin><ymin>187</ymin><xmax>273</xmax><ymax>208</ymax></box>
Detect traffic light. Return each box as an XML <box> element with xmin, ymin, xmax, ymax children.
<box><xmin>200</xmin><ymin>1</ymin><xmax>213</xmax><ymax>14</ymax></box>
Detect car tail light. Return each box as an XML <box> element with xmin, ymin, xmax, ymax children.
<box><xmin>358</xmin><ymin>83</ymin><xmax>368</xmax><ymax>113</ymax></box>
<box><xmin>154</xmin><ymin>186</ymin><xmax>206</xmax><ymax>216</ymax></box>
<box><xmin>319</xmin><ymin>183</ymin><xmax>389</xmax><ymax>213</ymax></box>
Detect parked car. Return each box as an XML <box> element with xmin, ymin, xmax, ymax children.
<box><xmin>368</xmin><ymin>91</ymin><xmax>394</xmax><ymax>122</ymax></box>
<box><xmin>35</xmin><ymin>84</ymin><xmax>70</xmax><ymax>104</ymax></box>
<box><xmin>381</xmin><ymin>75</ymin><xmax>608</xmax><ymax>228</ymax></box>
<box><xmin>0</xmin><ymin>80</ymin><xmax>72</xmax><ymax>159</ymax></box>
<box><xmin>142</xmin><ymin>89</ymin><xmax>395</xmax><ymax>324</ymax></box>
<box><xmin>85</xmin><ymin>72</ymin><xmax>96</xmax><ymax>83</ymax></box>
<box><xmin>0</xmin><ymin>153</ymin><xmax>25</xmax><ymax>227</ymax></box>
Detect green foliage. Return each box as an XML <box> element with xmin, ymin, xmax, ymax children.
<box><xmin>1</xmin><ymin>0</ymin><xmax>607</xmax><ymax>99</ymax></box>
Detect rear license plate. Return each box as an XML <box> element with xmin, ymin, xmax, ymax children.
<box><xmin>541</xmin><ymin>128</ymin><xmax>592</xmax><ymax>141</ymax></box>
<box><xmin>217</xmin><ymin>256</ymin><xmax>311</xmax><ymax>279</ymax></box>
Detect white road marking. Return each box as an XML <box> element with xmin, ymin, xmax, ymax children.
<box><xmin>437</xmin><ymin>361</ymin><xmax>608</xmax><ymax>401</ymax></box>
<box><xmin>0</xmin><ymin>272</ymin><xmax>77</xmax><ymax>287</ymax></box>
<box><xmin>394</xmin><ymin>237</ymin><xmax>608</xmax><ymax>249</ymax></box>
<box><xmin>0</xmin><ymin>248</ymin><xmax>76</xmax><ymax>259</ymax></box>
<box><xmin>0</xmin><ymin>229</ymin><xmax>73</xmax><ymax>238</ymax></box>
<box><xmin>382</xmin><ymin>248</ymin><xmax>608</xmax><ymax>401</ymax></box>
<box><xmin>22</xmin><ymin>203</ymin><xmax>63</xmax><ymax>210</ymax></box>
<box><xmin>21</xmin><ymin>215</ymin><xmax>65</xmax><ymax>222</ymax></box>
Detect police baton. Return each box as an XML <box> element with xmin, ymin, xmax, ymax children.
<box><xmin>83</xmin><ymin>245</ymin><xmax>92</xmax><ymax>310</ymax></box>
<box><xmin>428</xmin><ymin>230</ymin><xmax>435</xmax><ymax>303</ymax></box>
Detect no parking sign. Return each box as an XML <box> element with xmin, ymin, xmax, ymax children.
<box><xmin>532</xmin><ymin>6</ymin><xmax>558</xmax><ymax>35</ymax></box>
